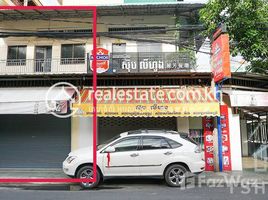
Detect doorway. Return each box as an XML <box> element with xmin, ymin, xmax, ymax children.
<box><xmin>35</xmin><ymin>46</ymin><xmax>52</xmax><ymax>72</ymax></box>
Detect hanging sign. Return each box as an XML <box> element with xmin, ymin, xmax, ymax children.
<box><xmin>90</xmin><ymin>48</ymin><xmax>110</xmax><ymax>73</ymax></box>
<box><xmin>211</xmin><ymin>28</ymin><xmax>231</xmax><ymax>83</ymax></box>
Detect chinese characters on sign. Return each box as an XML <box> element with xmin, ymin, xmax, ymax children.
<box><xmin>203</xmin><ymin>117</ymin><xmax>214</xmax><ymax>171</ymax></box>
<box><xmin>90</xmin><ymin>50</ymin><xmax>194</xmax><ymax>73</ymax></box>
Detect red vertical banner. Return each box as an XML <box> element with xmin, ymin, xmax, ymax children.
<box><xmin>203</xmin><ymin>117</ymin><xmax>214</xmax><ymax>171</ymax></box>
<box><xmin>220</xmin><ymin>105</ymin><xmax>232</xmax><ymax>171</ymax></box>
<box><xmin>211</xmin><ymin>33</ymin><xmax>231</xmax><ymax>83</ymax></box>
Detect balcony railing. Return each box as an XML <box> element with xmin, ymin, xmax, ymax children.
<box><xmin>0</xmin><ymin>58</ymin><xmax>87</xmax><ymax>75</ymax></box>
<box><xmin>0</xmin><ymin>52</ymin><xmax>195</xmax><ymax>75</ymax></box>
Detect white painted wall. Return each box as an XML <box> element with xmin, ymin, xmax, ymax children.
<box><xmin>71</xmin><ymin>116</ymin><xmax>93</xmax><ymax>150</ymax></box>
<box><xmin>0</xmin><ymin>14</ymin><xmax>176</xmax><ymax>74</ymax></box>
<box><xmin>78</xmin><ymin>117</ymin><xmax>94</xmax><ymax>149</ymax></box>
<box><xmin>240</xmin><ymin>119</ymin><xmax>249</xmax><ymax>157</ymax></box>
<box><xmin>229</xmin><ymin>110</ymin><xmax>243</xmax><ymax>171</ymax></box>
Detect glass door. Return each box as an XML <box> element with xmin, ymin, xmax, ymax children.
<box><xmin>35</xmin><ymin>46</ymin><xmax>52</xmax><ymax>72</ymax></box>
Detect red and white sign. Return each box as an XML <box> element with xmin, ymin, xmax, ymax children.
<box><xmin>211</xmin><ymin>33</ymin><xmax>231</xmax><ymax>83</ymax></box>
<box><xmin>203</xmin><ymin>117</ymin><xmax>214</xmax><ymax>171</ymax></box>
<box><xmin>220</xmin><ymin>105</ymin><xmax>232</xmax><ymax>171</ymax></box>
<box><xmin>90</xmin><ymin>48</ymin><xmax>110</xmax><ymax>73</ymax></box>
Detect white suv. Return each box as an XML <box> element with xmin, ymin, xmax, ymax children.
<box><xmin>63</xmin><ymin>130</ymin><xmax>205</xmax><ymax>188</ymax></box>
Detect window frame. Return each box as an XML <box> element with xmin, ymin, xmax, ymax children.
<box><xmin>60</xmin><ymin>43</ymin><xmax>85</xmax><ymax>65</ymax></box>
<box><xmin>6</xmin><ymin>45</ymin><xmax>27</xmax><ymax>66</ymax></box>
<box><xmin>140</xmin><ymin>136</ymin><xmax>173</xmax><ymax>151</ymax></box>
<box><xmin>101</xmin><ymin>136</ymin><xmax>142</xmax><ymax>153</ymax></box>
<box><xmin>165</xmin><ymin>138</ymin><xmax>183</xmax><ymax>149</ymax></box>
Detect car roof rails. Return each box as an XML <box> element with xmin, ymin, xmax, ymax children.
<box><xmin>127</xmin><ymin>129</ymin><xmax>178</xmax><ymax>135</ymax></box>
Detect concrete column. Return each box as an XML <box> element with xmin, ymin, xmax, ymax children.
<box><xmin>240</xmin><ymin>119</ymin><xmax>249</xmax><ymax>157</ymax></box>
<box><xmin>229</xmin><ymin>110</ymin><xmax>243</xmax><ymax>171</ymax></box>
<box><xmin>177</xmin><ymin>117</ymin><xmax>189</xmax><ymax>133</ymax></box>
<box><xmin>71</xmin><ymin>116</ymin><xmax>79</xmax><ymax>151</ymax></box>
<box><xmin>71</xmin><ymin>116</ymin><xmax>93</xmax><ymax>151</ymax></box>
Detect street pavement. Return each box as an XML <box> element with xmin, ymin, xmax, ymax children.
<box><xmin>0</xmin><ymin>178</ymin><xmax>268</xmax><ymax>200</ymax></box>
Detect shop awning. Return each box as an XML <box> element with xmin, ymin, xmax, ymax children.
<box><xmin>223</xmin><ymin>89</ymin><xmax>268</xmax><ymax>107</ymax></box>
<box><xmin>0</xmin><ymin>87</ymin><xmax>75</xmax><ymax>114</ymax></box>
<box><xmin>73</xmin><ymin>87</ymin><xmax>220</xmax><ymax>117</ymax></box>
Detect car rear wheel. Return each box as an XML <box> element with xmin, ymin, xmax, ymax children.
<box><xmin>164</xmin><ymin>164</ymin><xmax>188</xmax><ymax>187</ymax></box>
<box><xmin>76</xmin><ymin>165</ymin><xmax>101</xmax><ymax>189</ymax></box>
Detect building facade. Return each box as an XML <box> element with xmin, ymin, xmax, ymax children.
<box><xmin>0</xmin><ymin>1</ymin><xmax>267</xmax><ymax>172</ymax></box>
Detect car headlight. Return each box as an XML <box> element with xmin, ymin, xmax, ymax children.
<box><xmin>66</xmin><ymin>156</ymin><xmax>77</xmax><ymax>164</ymax></box>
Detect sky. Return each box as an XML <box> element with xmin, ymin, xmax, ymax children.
<box><xmin>41</xmin><ymin>0</ymin><xmax>59</xmax><ymax>5</ymax></box>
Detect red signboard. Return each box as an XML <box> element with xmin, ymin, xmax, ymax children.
<box><xmin>211</xmin><ymin>34</ymin><xmax>231</xmax><ymax>83</ymax></box>
<box><xmin>203</xmin><ymin>117</ymin><xmax>214</xmax><ymax>171</ymax></box>
<box><xmin>90</xmin><ymin>48</ymin><xmax>110</xmax><ymax>73</ymax></box>
<box><xmin>220</xmin><ymin>105</ymin><xmax>232</xmax><ymax>171</ymax></box>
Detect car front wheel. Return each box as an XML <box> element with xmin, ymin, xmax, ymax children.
<box><xmin>76</xmin><ymin>165</ymin><xmax>101</xmax><ymax>189</ymax></box>
<box><xmin>164</xmin><ymin>164</ymin><xmax>188</xmax><ymax>187</ymax></box>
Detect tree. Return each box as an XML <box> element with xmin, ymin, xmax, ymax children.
<box><xmin>199</xmin><ymin>0</ymin><xmax>268</xmax><ymax>74</ymax></box>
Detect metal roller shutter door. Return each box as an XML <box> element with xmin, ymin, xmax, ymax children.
<box><xmin>0</xmin><ymin>115</ymin><xmax>71</xmax><ymax>168</ymax></box>
<box><xmin>98</xmin><ymin>117</ymin><xmax>177</xmax><ymax>144</ymax></box>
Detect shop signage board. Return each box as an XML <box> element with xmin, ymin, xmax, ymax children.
<box><xmin>74</xmin><ymin>102</ymin><xmax>219</xmax><ymax>117</ymax></box>
<box><xmin>203</xmin><ymin>117</ymin><xmax>214</xmax><ymax>171</ymax></box>
<box><xmin>73</xmin><ymin>87</ymin><xmax>220</xmax><ymax>117</ymax></box>
<box><xmin>211</xmin><ymin>32</ymin><xmax>231</xmax><ymax>83</ymax></box>
<box><xmin>90</xmin><ymin>52</ymin><xmax>194</xmax><ymax>74</ymax></box>
<box><xmin>220</xmin><ymin>105</ymin><xmax>232</xmax><ymax>171</ymax></box>
<box><xmin>90</xmin><ymin>48</ymin><xmax>110</xmax><ymax>73</ymax></box>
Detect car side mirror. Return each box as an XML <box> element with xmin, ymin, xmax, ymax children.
<box><xmin>105</xmin><ymin>146</ymin><xmax>115</xmax><ymax>153</ymax></box>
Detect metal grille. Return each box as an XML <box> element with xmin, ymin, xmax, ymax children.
<box><xmin>98</xmin><ymin>117</ymin><xmax>177</xmax><ymax>144</ymax></box>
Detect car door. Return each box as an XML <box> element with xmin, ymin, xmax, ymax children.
<box><xmin>138</xmin><ymin>136</ymin><xmax>176</xmax><ymax>176</ymax></box>
<box><xmin>102</xmin><ymin>136</ymin><xmax>141</xmax><ymax>176</ymax></box>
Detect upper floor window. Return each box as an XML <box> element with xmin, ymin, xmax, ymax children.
<box><xmin>61</xmin><ymin>44</ymin><xmax>85</xmax><ymax>64</ymax></box>
<box><xmin>7</xmin><ymin>45</ymin><xmax>27</xmax><ymax>66</ymax></box>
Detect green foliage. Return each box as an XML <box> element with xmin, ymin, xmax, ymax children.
<box><xmin>199</xmin><ymin>0</ymin><xmax>268</xmax><ymax>74</ymax></box>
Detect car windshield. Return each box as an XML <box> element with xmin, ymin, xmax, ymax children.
<box><xmin>97</xmin><ymin>134</ymin><xmax>121</xmax><ymax>150</ymax></box>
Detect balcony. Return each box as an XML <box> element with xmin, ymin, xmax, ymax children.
<box><xmin>0</xmin><ymin>58</ymin><xmax>87</xmax><ymax>75</ymax></box>
<box><xmin>0</xmin><ymin>52</ymin><xmax>195</xmax><ymax>75</ymax></box>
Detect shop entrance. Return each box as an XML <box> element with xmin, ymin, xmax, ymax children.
<box><xmin>241</xmin><ymin>112</ymin><xmax>268</xmax><ymax>171</ymax></box>
<box><xmin>0</xmin><ymin>115</ymin><xmax>71</xmax><ymax>168</ymax></box>
<box><xmin>98</xmin><ymin>117</ymin><xmax>177</xmax><ymax>144</ymax></box>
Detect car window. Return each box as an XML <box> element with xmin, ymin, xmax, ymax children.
<box><xmin>111</xmin><ymin>137</ymin><xmax>140</xmax><ymax>152</ymax></box>
<box><xmin>141</xmin><ymin>136</ymin><xmax>171</xmax><ymax>150</ymax></box>
<box><xmin>97</xmin><ymin>134</ymin><xmax>121</xmax><ymax>150</ymax></box>
<box><xmin>165</xmin><ymin>138</ymin><xmax>182</xmax><ymax>149</ymax></box>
